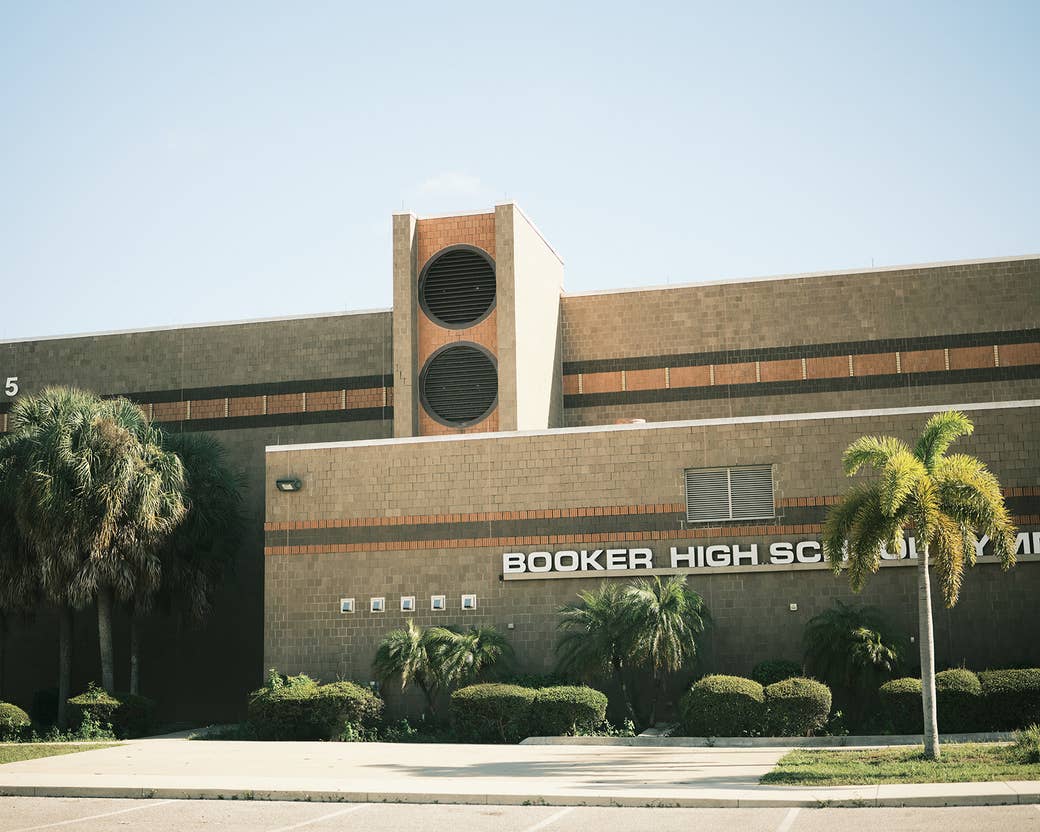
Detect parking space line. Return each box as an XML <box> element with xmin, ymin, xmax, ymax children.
<box><xmin>776</xmin><ymin>807</ymin><xmax>800</xmax><ymax>832</ymax></box>
<box><xmin>519</xmin><ymin>807</ymin><xmax>575</xmax><ymax>832</ymax></box>
<box><xmin>265</xmin><ymin>803</ymin><xmax>369</xmax><ymax>832</ymax></box>
<box><xmin>5</xmin><ymin>798</ymin><xmax>175</xmax><ymax>832</ymax></box>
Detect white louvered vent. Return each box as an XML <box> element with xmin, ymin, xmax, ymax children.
<box><xmin>685</xmin><ymin>465</ymin><xmax>774</xmax><ymax>523</ymax></box>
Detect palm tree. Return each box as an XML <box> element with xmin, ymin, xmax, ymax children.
<box><xmin>1</xmin><ymin>388</ymin><xmax>185</xmax><ymax>698</ymax></box>
<box><xmin>822</xmin><ymin>411</ymin><xmax>1016</xmax><ymax>759</ymax></box>
<box><xmin>555</xmin><ymin>582</ymin><xmax>639</xmax><ymax>723</ymax></box>
<box><xmin>623</xmin><ymin>575</ymin><xmax>710</xmax><ymax>726</ymax></box>
<box><xmin>803</xmin><ymin>601</ymin><xmax>903</xmax><ymax>724</ymax></box>
<box><xmin>132</xmin><ymin>431</ymin><xmax>244</xmax><ymax>694</ymax></box>
<box><xmin>1</xmin><ymin>387</ymin><xmax>100</xmax><ymax>724</ymax></box>
<box><xmin>436</xmin><ymin>625</ymin><xmax>513</xmax><ymax>689</ymax></box>
<box><xmin>372</xmin><ymin>620</ymin><xmax>446</xmax><ymax>716</ymax></box>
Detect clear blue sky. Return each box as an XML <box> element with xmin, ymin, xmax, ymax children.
<box><xmin>1</xmin><ymin>2</ymin><xmax>1037</xmax><ymax>340</ymax></box>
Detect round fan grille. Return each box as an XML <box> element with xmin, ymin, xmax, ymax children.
<box><xmin>420</xmin><ymin>344</ymin><xmax>498</xmax><ymax>426</ymax></box>
<box><xmin>419</xmin><ymin>246</ymin><xmax>496</xmax><ymax>327</ymax></box>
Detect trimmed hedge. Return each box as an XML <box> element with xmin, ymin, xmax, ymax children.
<box><xmin>764</xmin><ymin>677</ymin><xmax>831</xmax><ymax>736</ymax></box>
<box><xmin>450</xmin><ymin>684</ymin><xmax>537</xmax><ymax>743</ymax></box>
<box><xmin>936</xmin><ymin>669</ymin><xmax>982</xmax><ymax>733</ymax></box>
<box><xmin>979</xmin><ymin>669</ymin><xmax>1040</xmax><ymax>730</ymax></box>
<box><xmin>752</xmin><ymin>660</ymin><xmax>803</xmax><ymax>687</ymax></box>
<box><xmin>247</xmin><ymin>677</ymin><xmax>383</xmax><ymax>740</ymax></box>
<box><xmin>66</xmin><ymin>686</ymin><xmax>158</xmax><ymax>739</ymax></box>
<box><xmin>67</xmin><ymin>684</ymin><xmax>121</xmax><ymax>729</ymax></box>
<box><xmin>879</xmin><ymin>677</ymin><xmax>922</xmax><ymax>733</ymax></box>
<box><xmin>316</xmin><ymin>682</ymin><xmax>384</xmax><ymax>730</ymax></box>
<box><xmin>531</xmin><ymin>686</ymin><xmax>608</xmax><ymax>736</ymax></box>
<box><xmin>0</xmin><ymin>702</ymin><xmax>30</xmax><ymax>741</ymax></box>
<box><xmin>679</xmin><ymin>675</ymin><xmax>765</xmax><ymax>737</ymax></box>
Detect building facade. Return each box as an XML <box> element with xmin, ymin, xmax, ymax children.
<box><xmin>2</xmin><ymin>204</ymin><xmax>1038</xmax><ymax>719</ymax></box>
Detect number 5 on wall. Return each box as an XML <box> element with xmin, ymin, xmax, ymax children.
<box><xmin>4</xmin><ymin>377</ymin><xmax>18</xmax><ymax>397</ymax></box>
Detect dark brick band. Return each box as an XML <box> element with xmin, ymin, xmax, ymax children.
<box><xmin>565</xmin><ymin>364</ymin><xmax>1040</xmax><ymax>409</ymax></box>
<box><xmin>563</xmin><ymin>328</ymin><xmax>1040</xmax><ymax>375</ymax></box>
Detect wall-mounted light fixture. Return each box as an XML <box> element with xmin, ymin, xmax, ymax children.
<box><xmin>275</xmin><ymin>477</ymin><xmax>302</xmax><ymax>492</ymax></box>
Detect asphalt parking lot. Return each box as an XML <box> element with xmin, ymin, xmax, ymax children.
<box><xmin>1</xmin><ymin>798</ymin><xmax>1038</xmax><ymax>832</ymax></box>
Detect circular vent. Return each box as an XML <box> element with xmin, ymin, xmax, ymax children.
<box><xmin>420</xmin><ymin>344</ymin><xmax>498</xmax><ymax>427</ymax></box>
<box><xmin>419</xmin><ymin>246</ymin><xmax>496</xmax><ymax>328</ymax></box>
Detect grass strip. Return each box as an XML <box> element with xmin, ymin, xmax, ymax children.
<box><xmin>761</xmin><ymin>742</ymin><xmax>1040</xmax><ymax>785</ymax></box>
<box><xmin>0</xmin><ymin>743</ymin><xmax>117</xmax><ymax>765</ymax></box>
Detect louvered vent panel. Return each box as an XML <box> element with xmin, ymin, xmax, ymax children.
<box><xmin>685</xmin><ymin>468</ymin><xmax>730</xmax><ymax>523</ymax></box>
<box><xmin>421</xmin><ymin>345</ymin><xmax>498</xmax><ymax>425</ymax></box>
<box><xmin>685</xmin><ymin>465</ymin><xmax>774</xmax><ymax>522</ymax></box>
<box><xmin>729</xmin><ymin>466</ymin><xmax>775</xmax><ymax>520</ymax></box>
<box><xmin>420</xmin><ymin>248</ymin><xmax>496</xmax><ymax>326</ymax></box>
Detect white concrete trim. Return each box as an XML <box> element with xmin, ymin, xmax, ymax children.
<box><xmin>502</xmin><ymin>202</ymin><xmax>566</xmax><ymax>266</ymax></box>
<box><xmin>0</xmin><ymin>307</ymin><xmax>392</xmax><ymax>346</ymax></box>
<box><xmin>265</xmin><ymin>399</ymin><xmax>1040</xmax><ymax>453</ymax></box>
<box><xmin>562</xmin><ymin>253</ymin><xmax>1039</xmax><ymax>298</ymax></box>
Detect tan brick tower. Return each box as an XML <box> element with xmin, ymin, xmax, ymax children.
<box><xmin>392</xmin><ymin>204</ymin><xmax>564</xmax><ymax>438</ymax></box>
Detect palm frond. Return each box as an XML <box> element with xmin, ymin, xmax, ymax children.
<box><xmin>914</xmin><ymin>410</ymin><xmax>973</xmax><ymax>471</ymax></box>
<box><xmin>842</xmin><ymin>435</ymin><xmax>909</xmax><ymax>476</ymax></box>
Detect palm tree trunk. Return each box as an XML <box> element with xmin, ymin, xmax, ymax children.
<box><xmin>57</xmin><ymin>606</ymin><xmax>73</xmax><ymax>729</ymax></box>
<box><xmin>129</xmin><ymin>611</ymin><xmax>141</xmax><ymax>696</ymax></box>
<box><xmin>97</xmin><ymin>588</ymin><xmax>116</xmax><ymax>693</ymax></box>
<box><xmin>917</xmin><ymin>543</ymin><xmax>941</xmax><ymax>760</ymax></box>
<box><xmin>612</xmin><ymin>660</ymin><xmax>638</xmax><ymax>726</ymax></box>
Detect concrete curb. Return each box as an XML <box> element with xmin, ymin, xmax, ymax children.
<box><xmin>0</xmin><ymin>783</ymin><xmax>1036</xmax><ymax>808</ymax></box>
<box><xmin>520</xmin><ymin>732</ymin><xmax>1016</xmax><ymax>747</ymax></box>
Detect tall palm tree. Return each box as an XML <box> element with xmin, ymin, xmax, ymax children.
<box><xmin>372</xmin><ymin>620</ymin><xmax>446</xmax><ymax>716</ymax></box>
<box><xmin>1</xmin><ymin>387</ymin><xmax>100</xmax><ymax>724</ymax></box>
<box><xmin>822</xmin><ymin>411</ymin><xmax>1016</xmax><ymax>759</ymax></box>
<box><xmin>623</xmin><ymin>575</ymin><xmax>710</xmax><ymax>726</ymax></box>
<box><xmin>555</xmin><ymin>582</ymin><xmax>639</xmax><ymax>723</ymax></box>
<box><xmin>132</xmin><ymin>431</ymin><xmax>244</xmax><ymax>694</ymax></box>
<box><xmin>2</xmin><ymin>388</ymin><xmax>185</xmax><ymax>698</ymax></box>
<box><xmin>436</xmin><ymin>624</ymin><xmax>513</xmax><ymax>689</ymax></box>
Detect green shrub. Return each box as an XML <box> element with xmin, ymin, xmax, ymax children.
<box><xmin>935</xmin><ymin>669</ymin><xmax>982</xmax><ymax>733</ymax></box>
<box><xmin>679</xmin><ymin>675</ymin><xmax>765</xmax><ymax>737</ymax></box>
<box><xmin>247</xmin><ymin>675</ymin><xmax>322</xmax><ymax>740</ymax></box>
<box><xmin>979</xmin><ymin>669</ymin><xmax>1040</xmax><ymax>731</ymax></box>
<box><xmin>109</xmin><ymin>693</ymin><xmax>158</xmax><ymax>739</ymax></box>
<box><xmin>67</xmin><ymin>683</ymin><xmax>120</xmax><ymax>729</ymax></box>
<box><xmin>531</xmin><ymin>686</ymin><xmax>608</xmax><ymax>736</ymax></box>
<box><xmin>503</xmin><ymin>673</ymin><xmax>571</xmax><ymax>689</ymax></box>
<box><xmin>1012</xmin><ymin>724</ymin><xmax>1040</xmax><ymax>763</ymax></box>
<box><xmin>65</xmin><ymin>685</ymin><xmax>158</xmax><ymax>739</ymax></box>
<box><xmin>246</xmin><ymin>676</ymin><xmax>383</xmax><ymax>741</ymax></box>
<box><xmin>450</xmin><ymin>683</ymin><xmax>537</xmax><ymax>743</ymax></box>
<box><xmin>879</xmin><ymin>677</ymin><xmax>922</xmax><ymax>733</ymax></box>
<box><xmin>315</xmin><ymin>682</ymin><xmax>383</xmax><ymax>730</ymax></box>
<box><xmin>0</xmin><ymin>702</ymin><xmax>31</xmax><ymax>741</ymax></box>
<box><xmin>751</xmin><ymin>660</ymin><xmax>803</xmax><ymax>687</ymax></box>
<box><xmin>763</xmin><ymin>677</ymin><xmax>832</xmax><ymax>736</ymax></box>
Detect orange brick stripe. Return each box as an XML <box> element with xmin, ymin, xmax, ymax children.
<box><xmin>264</xmin><ymin>513</ymin><xmax>1040</xmax><ymax>556</ymax></box>
<box><xmin>266</xmin><ymin>488</ymin><xmax>1038</xmax><ymax>533</ymax></box>
<box><xmin>136</xmin><ymin>387</ymin><xmax>388</xmax><ymax>425</ymax></box>
<box><xmin>564</xmin><ymin>341</ymin><xmax>1040</xmax><ymax>395</ymax></box>
<box><xmin>264</xmin><ymin>502</ymin><xmax>687</xmax><ymax>532</ymax></box>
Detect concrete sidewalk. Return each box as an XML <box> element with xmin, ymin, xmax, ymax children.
<box><xmin>0</xmin><ymin>738</ymin><xmax>1037</xmax><ymax>808</ymax></box>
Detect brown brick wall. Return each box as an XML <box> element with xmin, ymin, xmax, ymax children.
<box><xmin>560</xmin><ymin>257</ymin><xmax>1039</xmax><ymax>362</ymax></box>
<box><xmin>264</xmin><ymin>404</ymin><xmax>1040</xmax><ymax>694</ymax></box>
